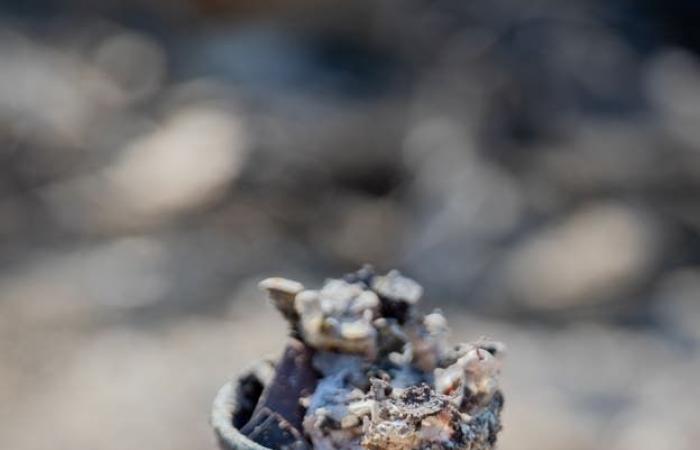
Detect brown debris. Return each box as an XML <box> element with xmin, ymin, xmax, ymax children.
<box><xmin>241</xmin><ymin>339</ymin><xmax>318</xmax><ymax>449</ymax></box>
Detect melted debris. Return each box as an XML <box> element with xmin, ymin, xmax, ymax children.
<box><xmin>257</xmin><ymin>266</ymin><xmax>505</xmax><ymax>450</ymax></box>
<box><xmin>295</xmin><ymin>280</ymin><xmax>381</xmax><ymax>357</ymax></box>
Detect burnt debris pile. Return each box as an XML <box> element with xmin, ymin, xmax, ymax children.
<box><xmin>232</xmin><ymin>266</ymin><xmax>505</xmax><ymax>450</ymax></box>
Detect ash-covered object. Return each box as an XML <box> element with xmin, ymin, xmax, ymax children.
<box><xmin>227</xmin><ymin>266</ymin><xmax>505</xmax><ymax>450</ymax></box>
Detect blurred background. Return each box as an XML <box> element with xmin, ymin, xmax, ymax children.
<box><xmin>0</xmin><ymin>1</ymin><xmax>699</xmax><ymax>449</ymax></box>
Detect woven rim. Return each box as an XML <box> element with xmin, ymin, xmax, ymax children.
<box><xmin>210</xmin><ymin>380</ymin><xmax>272</xmax><ymax>450</ymax></box>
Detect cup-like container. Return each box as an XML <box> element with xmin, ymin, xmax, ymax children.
<box><xmin>211</xmin><ymin>379</ymin><xmax>271</xmax><ymax>450</ymax></box>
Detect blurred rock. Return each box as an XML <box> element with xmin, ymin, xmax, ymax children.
<box><xmin>503</xmin><ymin>203</ymin><xmax>661</xmax><ymax>312</ymax></box>
<box><xmin>0</xmin><ymin>26</ymin><xmax>125</xmax><ymax>186</ymax></box>
<box><xmin>106</xmin><ymin>106</ymin><xmax>248</xmax><ymax>218</ymax></box>
<box><xmin>45</xmin><ymin>105</ymin><xmax>249</xmax><ymax>231</ymax></box>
